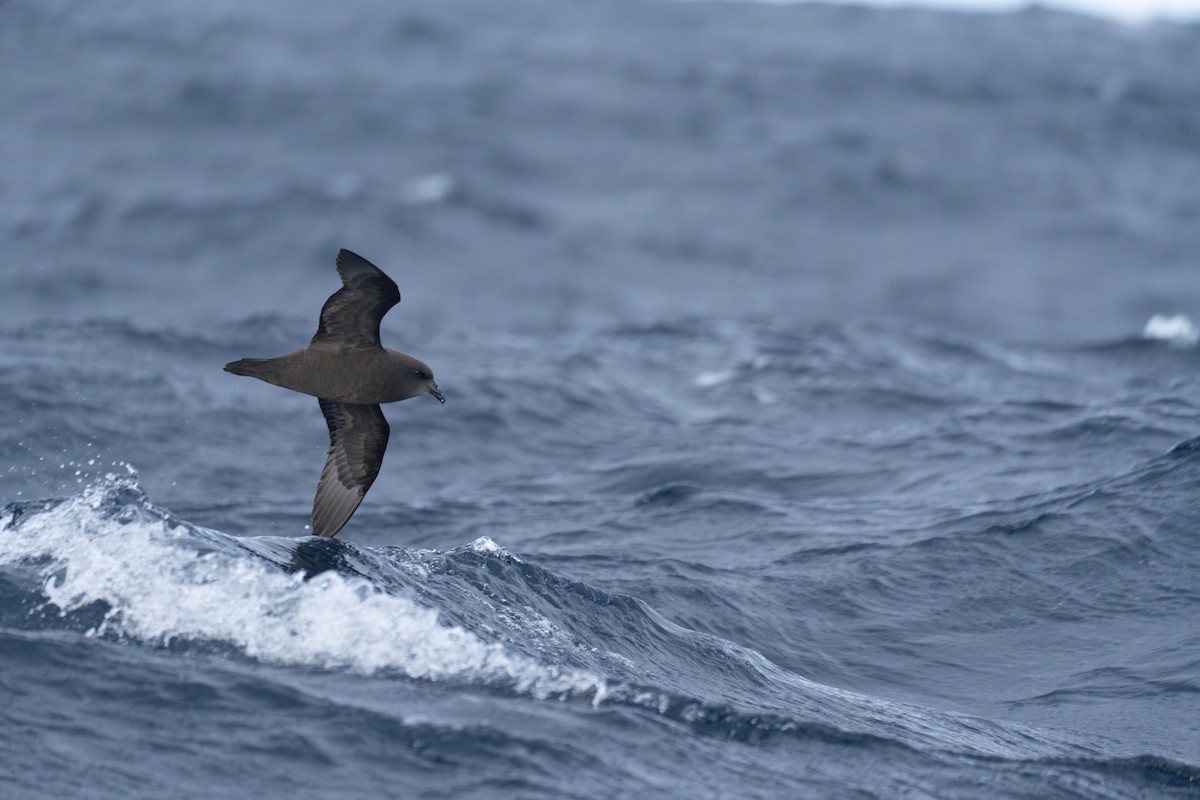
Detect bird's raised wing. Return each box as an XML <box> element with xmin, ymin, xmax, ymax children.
<box><xmin>310</xmin><ymin>249</ymin><xmax>401</xmax><ymax>351</ymax></box>
<box><xmin>311</xmin><ymin>399</ymin><xmax>390</xmax><ymax>538</ymax></box>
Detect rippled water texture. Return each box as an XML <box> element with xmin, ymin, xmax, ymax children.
<box><xmin>3</xmin><ymin>1</ymin><xmax>1200</xmax><ymax>798</ymax></box>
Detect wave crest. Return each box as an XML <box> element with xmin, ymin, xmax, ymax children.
<box><xmin>0</xmin><ymin>473</ymin><xmax>605</xmax><ymax>701</ymax></box>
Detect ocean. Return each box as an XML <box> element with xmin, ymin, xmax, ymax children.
<box><xmin>2</xmin><ymin>1</ymin><xmax>1198</xmax><ymax>797</ymax></box>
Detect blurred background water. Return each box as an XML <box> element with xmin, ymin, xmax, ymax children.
<box><xmin>2</xmin><ymin>1</ymin><xmax>1199</xmax><ymax>798</ymax></box>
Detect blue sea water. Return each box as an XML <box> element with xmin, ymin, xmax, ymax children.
<box><xmin>2</xmin><ymin>1</ymin><xmax>1200</xmax><ymax>798</ymax></box>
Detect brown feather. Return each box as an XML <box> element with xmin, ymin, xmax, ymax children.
<box><xmin>310</xmin><ymin>249</ymin><xmax>401</xmax><ymax>352</ymax></box>
<box><xmin>311</xmin><ymin>400</ymin><xmax>390</xmax><ymax>537</ymax></box>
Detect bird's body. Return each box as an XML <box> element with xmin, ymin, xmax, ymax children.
<box><xmin>226</xmin><ymin>347</ymin><xmax>432</xmax><ymax>405</ymax></box>
<box><xmin>224</xmin><ymin>249</ymin><xmax>443</xmax><ymax>538</ymax></box>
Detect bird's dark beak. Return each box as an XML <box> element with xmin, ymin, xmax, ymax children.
<box><xmin>429</xmin><ymin>383</ymin><xmax>445</xmax><ymax>404</ymax></box>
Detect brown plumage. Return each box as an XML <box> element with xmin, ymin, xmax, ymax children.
<box><xmin>225</xmin><ymin>249</ymin><xmax>444</xmax><ymax>538</ymax></box>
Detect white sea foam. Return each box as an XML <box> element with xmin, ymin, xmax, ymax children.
<box><xmin>468</xmin><ymin>535</ymin><xmax>514</xmax><ymax>558</ymax></box>
<box><xmin>400</xmin><ymin>173</ymin><xmax>457</xmax><ymax>205</ymax></box>
<box><xmin>680</xmin><ymin>0</ymin><xmax>1200</xmax><ymax>25</ymax></box>
<box><xmin>694</xmin><ymin>369</ymin><xmax>735</xmax><ymax>388</ymax></box>
<box><xmin>752</xmin><ymin>387</ymin><xmax>779</xmax><ymax>405</ymax></box>
<box><xmin>1143</xmin><ymin>314</ymin><xmax>1199</xmax><ymax>347</ymax></box>
<box><xmin>0</xmin><ymin>479</ymin><xmax>605</xmax><ymax>700</ymax></box>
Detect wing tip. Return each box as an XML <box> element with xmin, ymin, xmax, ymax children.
<box><xmin>310</xmin><ymin>519</ymin><xmax>347</xmax><ymax>538</ymax></box>
<box><xmin>333</xmin><ymin>248</ymin><xmax>401</xmax><ymax>301</ymax></box>
<box><xmin>311</xmin><ymin>486</ymin><xmax>365</xmax><ymax>538</ymax></box>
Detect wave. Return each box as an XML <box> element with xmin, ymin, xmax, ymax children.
<box><xmin>7</xmin><ymin>313</ymin><xmax>1195</xmax><ymax>432</ymax></box>
<box><xmin>3</xmin><ymin>468</ymin><xmax>1199</xmax><ymax>798</ymax></box>
<box><xmin>0</xmin><ymin>472</ymin><xmax>1166</xmax><ymax>768</ymax></box>
<box><xmin>0</xmin><ymin>472</ymin><xmax>603</xmax><ymax>701</ymax></box>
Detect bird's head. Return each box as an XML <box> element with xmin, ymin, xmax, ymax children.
<box><xmin>401</xmin><ymin>357</ymin><xmax>444</xmax><ymax>403</ymax></box>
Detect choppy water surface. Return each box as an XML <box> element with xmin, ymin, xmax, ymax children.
<box><xmin>3</xmin><ymin>1</ymin><xmax>1199</xmax><ymax>798</ymax></box>
<box><xmin>3</xmin><ymin>317</ymin><xmax>1198</xmax><ymax>798</ymax></box>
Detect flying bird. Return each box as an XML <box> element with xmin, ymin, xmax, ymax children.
<box><xmin>225</xmin><ymin>249</ymin><xmax>443</xmax><ymax>537</ymax></box>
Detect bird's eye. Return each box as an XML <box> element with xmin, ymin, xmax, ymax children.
<box><xmin>412</xmin><ymin>369</ymin><xmax>426</xmax><ymax>379</ymax></box>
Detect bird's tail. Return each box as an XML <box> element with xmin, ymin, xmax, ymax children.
<box><xmin>224</xmin><ymin>358</ymin><xmax>272</xmax><ymax>378</ymax></box>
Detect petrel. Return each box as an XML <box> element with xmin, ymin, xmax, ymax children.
<box><xmin>224</xmin><ymin>249</ymin><xmax>443</xmax><ymax>538</ymax></box>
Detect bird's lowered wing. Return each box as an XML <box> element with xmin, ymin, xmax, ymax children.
<box><xmin>311</xmin><ymin>399</ymin><xmax>390</xmax><ymax>538</ymax></box>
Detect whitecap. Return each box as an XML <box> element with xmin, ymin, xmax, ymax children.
<box><xmin>752</xmin><ymin>387</ymin><xmax>778</xmax><ymax>405</ymax></box>
<box><xmin>0</xmin><ymin>476</ymin><xmax>605</xmax><ymax>701</ymax></box>
<box><xmin>1143</xmin><ymin>314</ymin><xmax>1199</xmax><ymax>347</ymax></box>
<box><xmin>694</xmin><ymin>369</ymin><xmax>734</xmax><ymax>388</ymax></box>
<box><xmin>400</xmin><ymin>173</ymin><xmax>457</xmax><ymax>205</ymax></box>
